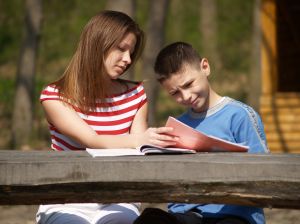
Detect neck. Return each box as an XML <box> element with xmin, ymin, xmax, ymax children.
<box><xmin>208</xmin><ymin>89</ymin><xmax>223</xmax><ymax>109</ymax></box>
<box><xmin>107</xmin><ymin>79</ymin><xmax>127</xmax><ymax>95</ymax></box>
<box><xmin>191</xmin><ymin>88</ymin><xmax>223</xmax><ymax>113</ymax></box>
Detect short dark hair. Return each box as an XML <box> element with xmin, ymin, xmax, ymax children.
<box><xmin>154</xmin><ymin>42</ymin><xmax>202</xmax><ymax>82</ymax></box>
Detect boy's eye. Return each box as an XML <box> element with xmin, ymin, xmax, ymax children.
<box><xmin>183</xmin><ymin>81</ymin><xmax>193</xmax><ymax>88</ymax></box>
<box><xmin>170</xmin><ymin>91</ymin><xmax>178</xmax><ymax>96</ymax></box>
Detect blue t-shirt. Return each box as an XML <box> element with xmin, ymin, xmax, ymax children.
<box><xmin>168</xmin><ymin>97</ymin><xmax>269</xmax><ymax>224</ymax></box>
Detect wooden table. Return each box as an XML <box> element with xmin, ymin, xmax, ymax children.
<box><xmin>0</xmin><ymin>150</ymin><xmax>299</xmax><ymax>209</ymax></box>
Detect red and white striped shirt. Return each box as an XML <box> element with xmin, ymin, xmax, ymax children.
<box><xmin>40</xmin><ymin>82</ymin><xmax>147</xmax><ymax>151</ymax></box>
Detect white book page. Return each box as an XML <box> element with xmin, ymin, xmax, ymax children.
<box><xmin>140</xmin><ymin>145</ymin><xmax>196</xmax><ymax>154</ymax></box>
<box><xmin>86</xmin><ymin>148</ymin><xmax>143</xmax><ymax>157</ymax></box>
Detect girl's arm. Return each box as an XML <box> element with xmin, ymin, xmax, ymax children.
<box><xmin>129</xmin><ymin>101</ymin><xmax>148</xmax><ymax>133</ymax></box>
<box><xmin>42</xmin><ymin>100</ymin><xmax>177</xmax><ymax>149</ymax></box>
<box><xmin>130</xmin><ymin>102</ymin><xmax>178</xmax><ymax>147</ymax></box>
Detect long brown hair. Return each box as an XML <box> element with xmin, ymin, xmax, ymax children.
<box><xmin>54</xmin><ymin>10</ymin><xmax>145</xmax><ymax>112</ymax></box>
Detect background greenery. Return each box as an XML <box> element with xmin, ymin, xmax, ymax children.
<box><xmin>0</xmin><ymin>0</ymin><xmax>255</xmax><ymax>149</ymax></box>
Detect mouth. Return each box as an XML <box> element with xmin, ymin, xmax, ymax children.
<box><xmin>118</xmin><ymin>64</ymin><xmax>127</xmax><ymax>70</ymax></box>
<box><xmin>115</xmin><ymin>65</ymin><xmax>126</xmax><ymax>74</ymax></box>
<box><xmin>190</xmin><ymin>97</ymin><xmax>199</xmax><ymax>106</ymax></box>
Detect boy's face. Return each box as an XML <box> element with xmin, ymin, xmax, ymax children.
<box><xmin>161</xmin><ymin>60</ymin><xmax>211</xmax><ymax>112</ymax></box>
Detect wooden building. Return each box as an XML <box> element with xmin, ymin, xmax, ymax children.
<box><xmin>260</xmin><ymin>0</ymin><xmax>300</xmax><ymax>153</ymax></box>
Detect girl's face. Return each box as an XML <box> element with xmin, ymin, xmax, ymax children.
<box><xmin>161</xmin><ymin>60</ymin><xmax>211</xmax><ymax>112</ymax></box>
<box><xmin>104</xmin><ymin>32</ymin><xmax>137</xmax><ymax>79</ymax></box>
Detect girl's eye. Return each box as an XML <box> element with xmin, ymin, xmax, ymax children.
<box><xmin>118</xmin><ymin>46</ymin><xmax>126</xmax><ymax>52</ymax></box>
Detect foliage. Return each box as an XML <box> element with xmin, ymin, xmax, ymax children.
<box><xmin>0</xmin><ymin>0</ymin><xmax>24</xmax><ymax>64</ymax></box>
<box><xmin>39</xmin><ymin>0</ymin><xmax>107</xmax><ymax>82</ymax></box>
<box><xmin>0</xmin><ymin>76</ymin><xmax>15</xmax><ymax>148</ymax></box>
<box><xmin>0</xmin><ymin>77</ymin><xmax>14</xmax><ymax>114</ymax></box>
<box><xmin>217</xmin><ymin>0</ymin><xmax>254</xmax><ymax>72</ymax></box>
<box><xmin>0</xmin><ymin>0</ymin><xmax>255</xmax><ymax>149</ymax></box>
<box><xmin>166</xmin><ymin>0</ymin><xmax>201</xmax><ymax>52</ymax></box>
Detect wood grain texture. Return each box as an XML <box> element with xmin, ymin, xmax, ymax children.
<box><xmin>0</xmin><ymin>150</ymin><xmax>299</xmax><ymax>209</ymax></box>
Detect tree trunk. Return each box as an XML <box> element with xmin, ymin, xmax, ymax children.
<box><xmin>248</xmin><ymin>0</ymin><xmax>261</xmax><ymax>110</ymax></box>
<box><xmin>105</xmin><ymin>0</ymin><xmax>135</xmax><ymax>16</ymax></box>
<box><xmin>142</xmin><ymin>0</ymin><xmax>169</xmax><ymax>126</ymax></box>
<box><xmin>12</xmin><ymin>0</ymin><xmax>43</xmax><ymax>149</ymax></box>
<box><xmin>199</xmin><ymin>0</ymin><xmax>222</xmax><ymax>73</ymax></box>
<box><xmin>169</xmin><ymin>0</ymin><xmax>184</xmax><ymax>40</ymax></box>
<box><xmin>105</xmin><ymin>0</ymin><xmax>136</xmax><ymax>80</ymax></box>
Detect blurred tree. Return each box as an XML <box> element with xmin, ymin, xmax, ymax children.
<box><xmin>0</xmin><ymin>0</ymin><xmax>24</xmax><ymax>64</ymax></box>
<box><xmin>217</xmin><ymin>0</ymin><xmax>253</xmax><ymax>73</ymax></box>
<box><xmin>0</xmin><ymin>0</ymin><xmax>257</xmax><ymax>149</ymax></box>
<box><xmin>105</xmin><ymin>0</ymin><xmax>136</xmax><ymax>80</ymax></box>
<box><xmin>167</xmin><ymin>0</ymin><xmax>183</xmax><ymax>41</ymax></box>
<box><xmin>105</xmin><ymin>0</ymin><xmax>135</xmax><ymax>17</ymax></box>
<box><xmin>199</xmin><ymin>0</ymin><xmax>222</xmax><ymax>74</ymax></box>
<box><xmin>166</xmin><ymin>0</ymin><xmax>201</xmax><ymax>51</ymax></box>
<box><xmin>12</xmin><ymin>0</ymin><xmax>43</xmax><ymax>149</ymax></box>
<box><xmin>142</xmin><ymin>0</ymin><xmax>169</xmax><ymax>125</ymax></box>
<box><xmin>248</xmin><ymin>0</ymin><xmax>261</xmax><ymax>110</ymax></box>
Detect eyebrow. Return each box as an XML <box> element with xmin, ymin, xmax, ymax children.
<box><xmin>119</xmin><ymin>43</ymin><xmax>135</xmax><ymax>53</ymax></box>
<box><xmin>179</xmin><ymin>79</ymin><xmax>193</xmax><ymax>88</ymax></box>
<box><xmin>168</xmin><ymin>80</ymin><xmax>193</xmax><ymax>95</ymax></box>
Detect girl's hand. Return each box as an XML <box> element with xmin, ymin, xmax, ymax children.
<box><xmin>136</xmin><ymin>127</ymin><xmax>179</xmax><ymax>148</ymax></box>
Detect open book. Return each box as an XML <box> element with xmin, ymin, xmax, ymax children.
<box><xmin>165</xmin><ymin>116</ymin><xmax>248</xmax><ymax>152</ymax></box>
<box><xmin>86</xmin><ymin>116</ymin><xmax>248</xmax><ymax>157</ymax></box>
<box><xmin>86</xmin><ymin>146</ymin><xmax>195</xmax><ymax>157</ymax></box>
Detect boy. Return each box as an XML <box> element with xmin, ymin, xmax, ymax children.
<box><xmin>147</xmin><ymin>42</ymin><xmax>268</xmax><ymax>224</ymax></box>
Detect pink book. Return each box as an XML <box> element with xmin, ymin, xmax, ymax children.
<box><xmin>165</xmin><ymin>116</ymin><xmax>248</xmax><ymax>152</ymax></box>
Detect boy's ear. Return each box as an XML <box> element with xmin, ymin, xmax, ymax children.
<box><xmin>200</xmin><ymin>58</ymin><xmax>210</xmax><ymax>77</ymax></box>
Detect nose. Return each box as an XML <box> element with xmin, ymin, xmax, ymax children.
<box><xmin>180</xmin><ymin>90</ymin><xmax>191</xmax><ymax>103</ymax></box>
<box><xmin>122</xmin><ymin>50</ymin><xmax>132</xmax><ymax>65</ymax></box>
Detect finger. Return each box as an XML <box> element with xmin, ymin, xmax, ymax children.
<box><xmin>151</xmin><ymin>132</ymin><xmax>179</xmax><ymax>145</ymax></box>
<box><xmin>150</xmin><ymin>139</ymin><xmax>177</xmax><ymax>148</ymax></box>
<box><xmin>157</xmin><ymin>133</ymin><xmax>179</xmax><ymax>142</ymax></box>
<box><xmin>155</xmin><ymin>126</ymin><xmax>174</xmax><ymax>134</ymax></box>
<box><xmin>160</xmin><ymin>139</ymin><xmax>178</xmax><ymax>147</ymax></box>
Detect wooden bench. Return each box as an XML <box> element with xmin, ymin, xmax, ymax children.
<box><xmin>0</xmin><ymin>150</ymin><xmax>299</xmax><ymax>209</ymax></box>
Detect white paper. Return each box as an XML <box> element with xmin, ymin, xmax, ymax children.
<box><xmin>86</xmin><ymin>148</ymin><xmax>143</xmax><ymax>157</ymax></box>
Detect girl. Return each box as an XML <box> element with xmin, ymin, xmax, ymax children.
<box><xmin>37</xmin><ymin>10</ymin><xmax>177</xmax><ymax>224</ymax></box>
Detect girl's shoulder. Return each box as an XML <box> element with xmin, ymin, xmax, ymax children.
<box><xmin>105</xmin><ymin>79</ymin><xmax>146</xmax><ymax>100</ymax></box>
<box><xmin>116</xmin><ymin>79</ymin><xmax>145</xmax><ymax>94</ymax></box>
<box><xmin>118</xmin><ymin>79</ymin><xmax>142</xmax><ymax>88</ymax></box>
<box><xmin>40</xmin><ymin>83</ymin><xmax>61</xmax><ymax>102</ymax></box>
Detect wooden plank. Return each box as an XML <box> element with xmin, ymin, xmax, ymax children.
<box><xmin>268</xmin><ymin>142</ymin><xmax>300</xmax><ymax>152</ymax></box>
<box><xmin>0</xmin><ymin>150</ymin><xmax>300</xmax><ymax>209</ymax></box>
<box><xmin>261</xmin><ymin>0</ymin><xmax>277</xmax><ymax>94</ymax></box>
<box><xmin>265</xmin><ymin>132</ymin><xmax>300</xmax><ymax>141</ymax></box>
<box><xmin>262</xmin><ymin>114</ymin><xmax>298</xmax><ymax>123</ymax></box>
<box><xmin>264</xmin><ymin>123</ymin><xmax>300</xmax><ymax>132</ymax></box>
<box><xmin>268</xmin><ymin>141</ymin><xmax>300</xmax><ymax>148</ymax></box>
<box><xmin>260</xmin><ymin>108</ymin><xmax>300</xmax><ymax>115</ymax></box>
<box><xmin>260</xmin><ymin>98</ymin><xmax>300</xmax><ymax>107</ymax></box>
<box><xmin>260</xmin><ymin>93</ymin><xmax>300</xmax><ymax>107</ymax></box>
